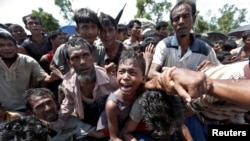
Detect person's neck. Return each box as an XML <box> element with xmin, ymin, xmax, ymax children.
<box><xmin>2</xmin><ymin>54</ymin><xmax>18</xmax><ymax>68</ymax></box>
<box><xmin>105</xmin><ymin>41</ymin><xmax>119</xmax><ymax>57</ymax></box>
<box><xmin>31</xmin><ymin>34</ymin><xmax>43</xmax><ymax>43</ymax></box>
<box><xmin>79</xmin><ymin>80</ymin><xmax>96</xmax><ymax>98</ymax></box>
<box><xmin>130</xmin><ymin>36</ymin><xmax>138</xmax><ymax>43</ymax></box>
<box><xmin>177</xmin><ymin>35</ymin><xmax>191</xmax><ymax>55</ymax></box>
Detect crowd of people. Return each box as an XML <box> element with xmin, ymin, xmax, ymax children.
<box><xmin>1</xmin><ymin>0</ymin><xmax>250</xmax><ymax>141</ymax></box>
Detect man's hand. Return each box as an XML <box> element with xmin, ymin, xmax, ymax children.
<box><xmin>196</xmin><ymin>60</ymin><xmax>215</xmax><ymax>72</ymax></box>
<box><xmin>159</xmin><ymin>67</ymin><xmax>212</xmax><ymax>102</ymax></box>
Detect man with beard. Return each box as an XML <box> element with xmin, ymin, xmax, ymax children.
<box><xmin>147</xmin><ymin>0</ymin><xmax>221</xmax><ymax>141</ymax></box>
<box><xmin>0</xmin><ymin>28</ymin><xmax>57</xmax><ymax>112</ymax></box>
<box><xmin>46</xmin><ymin>36</ymin><xmax>118</xmax><ymax>137</ymax></box>
<box><xmin>23</xmin><ymin>88</ymin><xmax>105</xmax><ymax>141</ymax></box>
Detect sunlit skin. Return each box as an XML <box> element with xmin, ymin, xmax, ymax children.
<box><xmin>67</xmin><ymin>46</ymin><xmax>95</xmax><ymax>76</ymax></box>
<box><xmin>116</xmin><ymin>59</ymin><xmax>144</xmax><ymax>99</ymax></box>
<box><xmin>171</xmin><ymin>4</ymin><xmax>195</xmax><ymax>39</ymax></box>
<box><xmin>0</xmin><ymin>39</ymin><xmax>17</xmax><ymax>59</ymax></box>
<box><xmin>25</xmin><ymin>17</ymin><xmax>42</xmax><ymax>35</ymax></box>
<box><xmin>30</xmin><ymin>94</ymin><xmax>58</xmax><ymax>122</ymax></box>
<box><xmin>100</xmin><ymin>25</ymin><xmax>117</xmax><ymax>47</ymax></box>
<box><xmin>10</xmin><ymin>26</ymin><xmax>27</xmax><ymax>41</ymax></box>
<box><xmin>130</xmin><ymin>23</ymin><xmax>141</xmax><ymax>39</ymax></box>
<box><xmin>76</xmin><ymin>22</ymin><xmax>99</xmax><ymax>45</ymax></box>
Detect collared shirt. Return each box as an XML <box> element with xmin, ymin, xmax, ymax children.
<box><xmin>0</xmin><ymin>54</ymin><xmax>47</xmax><ymax>110</ymax></box>
<box><xmin>153</xmin><ymin>35</ymin><xmax>221</xmax><ymax>70</ymax></box>
<box><xmin>50</xmin><ymin>66</ymin><xmax>118</xmax><ymax>128</ymax></box>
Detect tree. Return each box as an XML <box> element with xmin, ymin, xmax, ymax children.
<box><xmin>32</xmin><ymin>8</ymin><xmax>60</xmax><ymax>33</ymax></box>
<box><xmin>54</xmin><ymin>0</ymin><xmax>74</xmax><ymax>22</ymax></box>
<box><xmin>217</xmin><ymin>4</ymin><xmax>247</xmax><ymax>34</ymax></box>
<box><xmin>194</xmin><ymin>4</ymin><xmax>247</xmax><ymax>34</ymax></box>
<box><xmin>135</xmin><ymin>0</ymin><xmax>172</xmax><ymax>23</ymax></box>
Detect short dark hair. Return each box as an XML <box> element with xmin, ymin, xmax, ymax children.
<box><xmin>117</xmin><ymin>24</ymin><xmax>128</xmax><ymax>33</ymax></box>
<box><xmin>0</xmin><ymin>31</ymin><xmax>17</xmax><ymax>46</ymax></box>
<box><xmin>170</xmin><ymin>0</ymin><xmax>196</xmax><ymax>22</ymax></box>
<box><xmin>0</xmin><ymin>115</ymin><xmax>52</xmax><ymax>141</ymax></box>
<box><xmin>64</xmin><ymin>36</ymin><xmax>92</xmax><ymax>59</ymax></box>
<box><xmin>139</xmin><ymin>90</ymin><xmax>184</xmax><ymax>140</ymax></box>
<box><xmin>23</xmin><ymin>88</ymin><xmax>55</xmax><ymax>111</ymax></box>
<box><xmin>127</xmin><ymin>19</ymin><xmax>141</xmax><ymax>30</ymax></box>
<box><xmin>47</xmin><ymin>29</ymin><xmax>65</xmax><ymax>46</ymax></box>
<box><xmin>222</xmin><ymin>40</ymin><xmax>237</xmax><ymax>50</ymax></box>
<box><xmin>98</xmin><ymin>12</ymin><xmax>117</xmax><ymax>30</ymax></box>
<box><xmin>73</xmin><ymin>8</ymin><xmax>101</xmax><ymax>29</ymax></box>
<box><xmin>155</xmin><ymin>21</ymin><xmax>168</xmax><ymax>31</ymax></box>
<box><xmin>118</xmin><ymin>50</ymin><xmax>146</xmax><ymax>75</ymax></box>
<box><xmin>242</xmin><ymin>30</ymin><xmax>250</xmax><ymax>40</ymax></box>
<box><xmin>22</xmin><ymin>14</ymin><xmax>40</xmax><ymax>25</ymax></box>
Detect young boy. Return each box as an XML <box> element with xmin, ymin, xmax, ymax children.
<box><xmin>96</xmin><ymin>50</ymin><xmax>147</xmax><ymax>140</ymax></box>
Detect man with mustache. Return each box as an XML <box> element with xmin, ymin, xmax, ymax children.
<box><xmin>23</xmin><ymin>88</ymin><xmax>104</xmax><ymax>141</ymax></box>
<box><xmin>148</xmin><ymin>0</ymin><xmax>221</xmax><ymax>141</ymax></box>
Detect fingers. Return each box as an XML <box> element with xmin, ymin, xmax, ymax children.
<box><xmin>173</xmin><ymin>83</ymin><xmax>192</xmax><ymax>102</ymax></box>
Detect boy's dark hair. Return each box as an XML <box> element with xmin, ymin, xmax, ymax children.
<box><xmin>47</xmin><ymin>29</ymin><xmax>65</xmax><ymax>46</ymax></box>
<box><xmin>155</xmin><ymin>21</ymin><xmax>168</xmax><ymax>31</ymax></box>
<box><xmin>216</xmin><ymin>51</ymin><xmax>231</xmax><ymax>62</ymax></box>
<box><xmin>22</xmin><ymin>14</ymin><xmax>40</xmax><ymax>25</ymax></box>
<box><xmin>139</xmin><ymin>90</ymin><xmax>184</xmax><ymax>141</ymax></box>
<box><xmin>23</xmin><ymin>88</ymin><xmax>55</xmax><ymax>111</ymax></box>
<box><xmin>0</xmin><ymin>115</ymin><xmax>53</xmax><ymax>141</ymax></box>
<box><xmin>127</xmin><ymin>19</ymin><xmax>141</xmax><ymax>30</ymax></box>
<box><xmin>0</xmin><ymin>31</ymin><xmax>17</xmax><ymax>46</ymax></box>
<box><xmin>222</xmin><ymin>39</ymin><xmax>237</xmax><ymax>50</ymax></box>
<box><xmin>73</xmin><ymin>8</ymin><xmax>101</xmax><ymax>29</ymax></box>
<box><xmin>98</xmin><ymin>12</ymin><xmax>117</xmax><ymax>30</ymax></box>
<box><xmin>117</xmin><ymin>24</ymin><xmax>128</xmax><ymax>33</ymax></box>
<box><xmin>119</xmin><ymin>50</ymin><xmax>146</xmax><ymax>75</ymax></box>
<box><xmin>64</xmin><ymin>36</ymin><xmax>92</xmax><ymax>59</ymax></box>
<box><xmin>242</xmin><ymin>30</ymin><xmax>250</xmax><ymax>40</ymax></box>
<box><xmin>170</xmin><ymin>0</ymin><xmax>196</xmax><ymax>22</ymax></box>
<box><xmin>8</xmin><ymin>24</ymin><xmax>25</xmax><ymax>33</ymax></box>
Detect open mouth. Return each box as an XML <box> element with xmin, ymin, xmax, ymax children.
<box><xmin>120</xmin><ymin>83</ymin><xmax>132</xmax><ymax>92</ymax></box>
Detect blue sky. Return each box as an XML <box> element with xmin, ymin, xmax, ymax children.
<box><xmin>0</xmin><ymin>0</ymin><xmax>249</xmax><ymax>30</ymax></box>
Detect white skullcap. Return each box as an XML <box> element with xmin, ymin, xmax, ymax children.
<box><xmin>0</xmin><ymin>28</ymin><xmax>11</xmax><ymax>35</ymax></box>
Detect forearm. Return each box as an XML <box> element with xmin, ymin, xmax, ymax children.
<box><xmin>209</xmin><ymin>79</ymin><xmax>250</xmax><ymax>110</ymax></box>
<box><xmin>122</xmin><ymin>133</ymin><xmax>137</xmax><ymax>141</ymax></box>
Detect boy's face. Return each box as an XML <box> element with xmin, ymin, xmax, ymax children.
<box><xmin>10</xmin><ymin>26</ymin><xmax>27</xmax><ymax>41</ymax></box>
<box><xmin>0</xmin><ymin>38</ymin><xmax>18</xmax><ymax>59</ymax></box>
<box><xmin>25</xmin><ymin>17</ymin><xmax>42</xmax><ymax>35</ymax></box>
<box><xmin>117</xmin><ymin>31</ymin><xmax>128</xmax><ymax>42</ymax></box>
<box><xmin>99</xmin><ymin>25</ymin><xmax>117</xmax><ymax>47</ymax></box>
<box><xmin>116</xmin><ymin>58</ymin><xmax>144</xmax><ymax>96</ymax></box>
<box><xmin>76</xmin><ymin>22</ymin><xmax>99</xmax><ymax>45</ymax></box>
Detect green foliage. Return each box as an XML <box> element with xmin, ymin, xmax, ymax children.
<box><xmin>54</xmin><ymin>0</ymin><xmax>74</xmax><ymax>21</ymax></box>
<box><xmin>194</xmin><ymin>4</ymin><xmax>247</xmax><ymax>34</ymax></box>
<box><xmin>32</xmin><ymin>8</ymin><xmax>60</xmax><ymax>33</ymax></box>
<box><xmin>135</xmin><ymin>0</ymin><xmax>172</xmax><ymax>23</ymax></box>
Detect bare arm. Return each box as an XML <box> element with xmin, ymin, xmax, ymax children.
<box><xmin>209</xmin><ymin>79</ymin><xmax>250</xmax><ymax>110</ymax></box>
<box><xmin>106</xmin><ymin>100</ymin><xmax>123</xmax><ymax>141</ymax></box>
<box><xmin>121</xmin><ymin>118</ymin><xmax>139</xmax><ymax>141</ymax></box>
<box><xmin>147</xmin><ymin>63</ymin><xmax>162</xmax><ymax>79</ymax></box>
